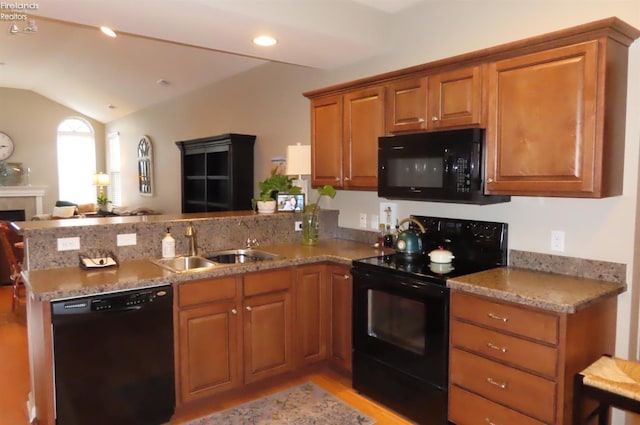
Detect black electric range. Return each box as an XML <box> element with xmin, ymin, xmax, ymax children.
<box><xmin>353</xmin><ymin>215</ymin><xmax>508</xmax><ymax>284</ymax></box>
<box><xmin>351</xmin><ymin>215</ymin><xmax>508</xmax><ymax>425</ymax></box>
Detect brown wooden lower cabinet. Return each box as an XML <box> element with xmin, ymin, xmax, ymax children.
<box><xmin>294</xmin><ymin>265</ymin><xmax>329</xmax><ymax>366</ymax></box>
<box><xmin>176</xmin><ymin>269</ymin><xmax>294</xmax><ymax>404</ymax></box>
<box><xmin>448</xmin><ymin>290</ymin><xmax>617</xmax><ymax>425</ymax></box>
<box><xmin>176</xmin><ymin>264</ymin><xmax>353</xmax><ymax>408</ymax></box>
<box><xmin>178</xmin><ymin>300</ymin><xmax>241</xmax><ymax>403</ymax></box>
<box><xmin>327</xmin><ymin>264</ymin><xmax>353</xmax><ymax>373</ymax></box>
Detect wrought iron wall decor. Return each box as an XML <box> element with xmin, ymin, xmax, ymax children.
<box><xmin>137</xmin><ymin>135</ymin><xmax>153</xmax><ymax>196</ymax></box>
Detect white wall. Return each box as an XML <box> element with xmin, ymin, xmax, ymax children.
<box><xmin>0</xmin><ymin>88</ymin><xmax>106</xmax><ymax>215</ymax></box>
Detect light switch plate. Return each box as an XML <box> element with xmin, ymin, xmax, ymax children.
<box><xmin>117</xmin><ymin>233</ymin><xmax>137</xmax><ymax>246</ymax></box>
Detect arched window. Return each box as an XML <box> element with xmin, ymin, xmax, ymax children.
<box><xmin>57</xmin><ymin>118</ymin><xmax>96</xmax><ymax>204</ymax></box>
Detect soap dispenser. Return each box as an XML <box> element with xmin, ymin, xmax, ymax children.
<box><xmin>162</xmin><ymin>227</ymin><xmax>176</xmax><ymax>258</ymax></box>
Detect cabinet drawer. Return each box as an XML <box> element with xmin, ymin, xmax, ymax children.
<box><xmin>451</xmin><ymin>319</ymin><xmax>558</xmax><ymax>378</ymax></box>
<box><xmin>178</xmin><ymin>276</ymin><xmax>238</xmax><ymax>307</ymax></box>
<box><xmin>244</xmin><ymin>268</ymin><xmax>292</xmax><ymax>297</ymax></box>
<box><xmin>451</xmin><ymin>291</ymin><xmax>559</xmax><ymax>345</ymax></box>
<box><xmin>449</xmin><ymin>385</ymin><xmax>546</xmax><ymax>425</ymax></box>
<box><xmin>450</xmin><ymin>348</ymin><xmax>556</xmax><ymax>424</ymax></box>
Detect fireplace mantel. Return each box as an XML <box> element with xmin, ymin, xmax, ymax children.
<box><xmin>0</xmin><ymin>186</ymin><xmax>47</xmax><ymax>215</ymax></box>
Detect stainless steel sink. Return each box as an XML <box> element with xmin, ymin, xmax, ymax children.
<box><xmin>150</xmin><ymin>255</ymin><xmax>218</xmax><ymax>273</ymax></box>
<box><xmin>204</xmin><ymin>248</ymin><xmax>279</xmax><ymax>264</ymax></box>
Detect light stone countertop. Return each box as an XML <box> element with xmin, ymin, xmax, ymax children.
<box><xmin>23</xmin><ymin>239</ymin><xmax>390</xmax><ymax>301</ymax></box>
<box><xmin>446</xmin><ymin>267</ymin><xmax>626</xmax><ymax>314</ymax></box>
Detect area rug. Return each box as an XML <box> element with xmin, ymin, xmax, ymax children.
<box><xmin>182</xmin><ymin>381</ymin><xmax>376</xmax><ymax>425</ymax></box>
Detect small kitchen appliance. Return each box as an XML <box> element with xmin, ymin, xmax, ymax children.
<box><xmin>351</xmin><ymin>215</ymin><xmax>508</xmax><ymax>425</ymax></box>
<box><xmin>378</xmin><ymin>128</ymin><xmax>510</xmax><ymax>205</ymax></box>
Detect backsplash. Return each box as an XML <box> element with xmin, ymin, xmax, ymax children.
<box><xmin>509</xmin><ymin>249</ymin><xmax>626</xmax><ymax>284</ymax></box>
<box><xmin>23</xmin><ymin>210</ymin><xmax>341</xmax><ymax>270</ymax></box>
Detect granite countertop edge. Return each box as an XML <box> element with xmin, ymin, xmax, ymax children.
<box><xmin>447</xmin><ymin>266</ymin><xmax>626</xmax><ymax>314</ymax></box>
<box><xmin>23</xmin><ymin>239</ymin><xmax>383</xmax><ymax>302</ymax></box>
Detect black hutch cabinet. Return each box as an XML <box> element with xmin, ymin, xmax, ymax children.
<box><xmin>176</xmin><ymin>133</ymin><xmax>255</xmax><ymax>213</ymax></box>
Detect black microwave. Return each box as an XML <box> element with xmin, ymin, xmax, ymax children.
<box><xmin>378</xmin><ymin>128</ymin><xmax>510</xmax><ymax>205</ymax></box>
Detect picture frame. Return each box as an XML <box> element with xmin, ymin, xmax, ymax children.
<box><xmin>277</xmin><ymin>193</ymin><xmax>305</xmax><ymax>212</ymax></box>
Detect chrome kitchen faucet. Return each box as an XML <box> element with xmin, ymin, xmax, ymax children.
<box><xmin>185</xmin><ymin>221</ymin><xmax>198</xmax><ymax>256</ymax></box>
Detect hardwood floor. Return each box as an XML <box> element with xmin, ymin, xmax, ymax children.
<box><xmin>0</xmin><ymin>285</ymin><xmax>414</xmax><ymax>425</ymax></box>
<box><xmin>0</xmin><ymin>285</ymin><xmax>30</xmax><ymax>425</ymax></box>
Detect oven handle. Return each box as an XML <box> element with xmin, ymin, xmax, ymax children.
<box><xmin>351</xmin><ymin>269</ymin><xmax>448</xmax><ymax>298</ymax></box>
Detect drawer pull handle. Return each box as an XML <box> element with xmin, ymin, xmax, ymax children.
<box><xmin>487</xmin><ymin>342</ymin><xmax>507</xmax><ymax>353</ymax></box>
<box><xmin>485</xmin><ymin>419</ymin><xmax>497</xmax><ymax>425</ymax></box>
<box><xmin>486</xmin><ymin>377</ymin><xmax>507</xmax><ymax>389</ymax></box>
<box><xmin>488</xmin><ymin>312</ymin><xmax>508</xmax><ymax>322</ymax></box>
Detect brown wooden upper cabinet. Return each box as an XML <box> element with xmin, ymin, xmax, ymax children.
<box><xmin>306</xmin><ymin>17</ymin><xmax>639</xmax><ymax>198</ymax></box>
<box><xmin>384</xmin><ymin>66</ymin><xmax>482</xmax><ymax>134</ymax></box>
<box><xmin>427</xmin><ymin>66</ymin><xmax>483</xmax><ymax>130</ymax></box>
<box><xmin>485</xmin><ymin>38</ymin><xmax>632</xmax><ymax>198</ymax></box>
<box><xmin>310</xmin><ymin>87</ymin><xmax>384</xmax><ymax>190</ymax></box>
<box><xmin>385</xmin><ymin>76</ymin><xmax>428</xmax><ymax>133</ymax></box>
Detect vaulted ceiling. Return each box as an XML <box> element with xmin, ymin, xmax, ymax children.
<box><xmin>0</xmin><ymin>0</ymin><xmax>425</xmax><ymax>123</ymax></box>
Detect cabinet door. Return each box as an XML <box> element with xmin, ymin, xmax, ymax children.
<box><xmin>294</xmin><ymin>265</ymin><xmax>329</xmax><ymax>366</ymax></box>
<box><xmin>178</xmin><ymin>301</ymin><xmax>240</xmax><ymax>403</ymax></box>
<box><xmin>343</xmin><ymin>86</ymin><xmax>385</xmax><ymax>190</ymax></box>
<box><xmin>243</xmin><ymin>290</ymin><xmax>293</xmax><ymax>384</ymax></box>
<box><xmin>328</xmin><ymin>265</ymin><xmax>352</xmax><ymax>373</ymax></box>
<box><xmin>311</xmin><ymin>95</ymin><xmax>343</xmax><ymax>188</ymax></box>
<box><xmin>385</xmin><ymin>76</ymin><xmax>428</xmax><ymax>133</ymax></box>
<box><xmin>485</xmin><ymin>41</ymin><xmax>599</xmax><ymax>196</ymax></box>
<box><xmin>428</xmin><ymin>65</ymin><xmax>483</xmax><ymax>129</ymax></box>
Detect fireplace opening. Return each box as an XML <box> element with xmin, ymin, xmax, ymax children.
<box><xmin>0</xmin><ymin>210</ymin><xmax>26</xmax><ymax>222</ymax></box>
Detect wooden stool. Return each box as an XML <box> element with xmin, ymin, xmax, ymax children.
<box><xmin>573</xmin><ymin>355</ymin><xmax>640</xmax><ymax>425</ymax></box>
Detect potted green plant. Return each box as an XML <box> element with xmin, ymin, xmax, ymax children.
<box><xmin>96</xmin><ymin>193</ymin><xmax>110</xmax><ymax>212</ymax></box>
<box><xmin>301</xmin><ymin>185</ymin><xmax>336</xmax><ymax>245</ymax></box>
<box><xmin>253</xmin><ymin>166</ymin><xmax>302</xmax><ymax>214</ymax></box>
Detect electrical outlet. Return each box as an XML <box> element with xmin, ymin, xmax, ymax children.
<box><xmin>117</xmin><ymin>233</ymin><xmax>137</xmax><ymax>246</ymax></box>
<box><xmin>370</xmin><ymin>214</ymin><xmax>379</xmax><ymax>230</ymax></box>
<box><xmin>359</xmin><ymin>213</ymin><xmax>367</xmax><ymax>228</ymax></box>
<box><xmin>551</xmin><ymin>230</ymin><xmax>565</xmax><ymax>252</ymax></box>
<box><xmin>380</xmin><ymin>202</ymin><xmax>398</xmax><ymax>228</ymax></box>
<box><xmin>294</xmin><ymin>221</ymin><xmax>302</xmax><ymax>231</ymax></box>
<box><xmin>57</xmin><ymin>237</ymin><xmax>80</xmax><ymax>251</ymax></box>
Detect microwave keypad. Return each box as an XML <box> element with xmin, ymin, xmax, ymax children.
<box><xmin>456</xmin><ymin>158</ymin><xmax>470</xmax><ymax>192</ymax></box>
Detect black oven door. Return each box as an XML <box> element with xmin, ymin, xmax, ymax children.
<box><xmin>351</xmin><ymin>267</ymin><xmax>449</xmax><ymax>388</ymax></box>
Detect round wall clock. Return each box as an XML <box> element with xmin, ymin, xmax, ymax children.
<box><xmin>0</xmin><ymin>132</ymin><xmax>15</xmax><ymax>160</ymax></box>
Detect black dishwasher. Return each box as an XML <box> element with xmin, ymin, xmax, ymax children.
<box><xmin>51</xmin><ymin>285</ymin><xmax>175</xmax><ymax>425</ymax></box>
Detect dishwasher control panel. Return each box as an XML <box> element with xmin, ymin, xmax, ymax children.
<box><xmin>52</xmin><ymin>285</ymin><xmax>171</xmax><ymax>316</ymax></box>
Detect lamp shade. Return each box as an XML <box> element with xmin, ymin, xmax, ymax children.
<box><xmin>285</xmin><ymin>144</ymin><xmax>311</xmax><ymax>176</ymax></box>
<box><xmin>93</xmin><ymin>172</ymin><xmax>110</xmax><ymax>187</ymax></box>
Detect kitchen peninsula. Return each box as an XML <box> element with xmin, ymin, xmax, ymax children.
<box><xmin>16</xmin><ymin>211</ymin><xmax>626</xmax><ymax>425</ymax></box>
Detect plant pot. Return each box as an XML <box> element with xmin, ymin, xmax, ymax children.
<box><xmin>301</xmin><ymin>212</ymin><xmax>319</xmax><ymax>245</ymax></box>
<box><xmin>256</xmin><ymin>200</ymin><xmax>276</xmax><ymax>214</ymax></box>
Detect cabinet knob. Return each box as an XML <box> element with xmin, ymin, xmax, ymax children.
<box><xmin>231</xmin><ymin>309</ymin><xmax>237</xmax><ymax>315</ymax></box>
<box><xmin>344</xmin><ymin>177</ymin><xmax>350</xmax><ymax>181</ymax></box>
<box><xmin>343</xmin><ymin>274</ymin><xmax>350</xmax><ymax>280</ymax></box>
<box><xmin>418</xmin><ymin>118</ymin><xmax>425</xmax><ymax>123</ymax></box>
<box><xmin>485</xmin><ymin>418</ymin><xmax>497</xmax><ymax>425</ymax></box>
<box><xmin>246</xmin><ymin>306</ymin><xmax>252</xmax><ymax>312</ymax></box>
<box><xmin>487</xmin><ymin>177</ymin><xmax>494</xmax><ymax>183</ymax></box>
<box><xmin>431</xmin><ymin>116</ymin><xmax>439</xmax><ymax>122</ymax></box>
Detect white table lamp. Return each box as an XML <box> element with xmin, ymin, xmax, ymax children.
<box><xmin>285</xmin><ymin>143</ymin><xmax>311</xmax><ymax>195</ymax></box>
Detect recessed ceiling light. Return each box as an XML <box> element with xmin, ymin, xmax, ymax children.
<box><xmin>100</xmin><ymin>26</ymin><xmax>117</xmax><ymax>38</ymax></box>
<box><xmin>253</xmin><ymin>35</ymin><xmax>277</xmax><ymax>47</ymax></box>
